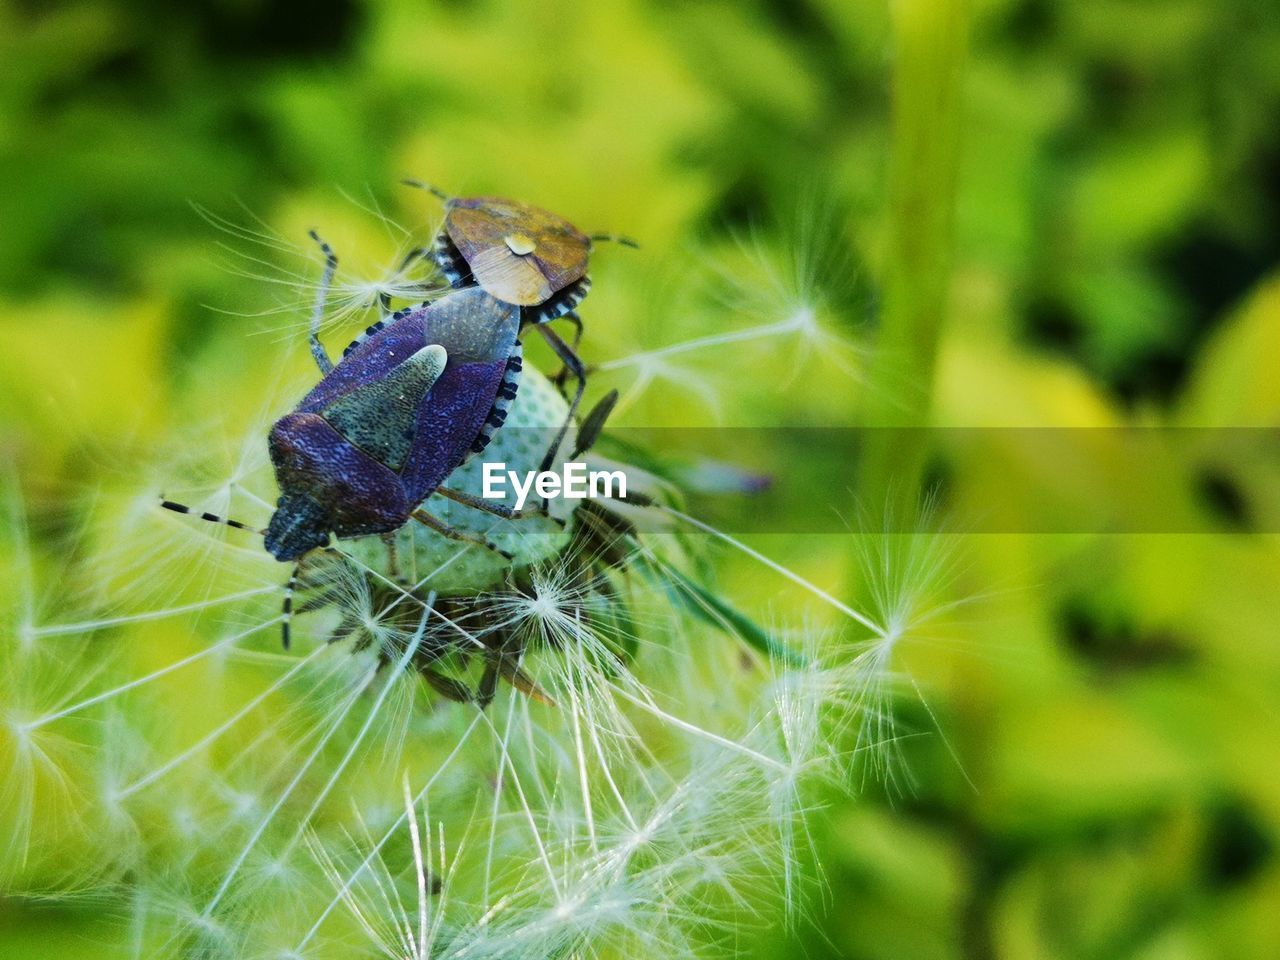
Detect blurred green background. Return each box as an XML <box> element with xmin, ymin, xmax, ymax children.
<box><xmin>3</xmin><ymin>0</ymin><xmax>1280</xmax><ymax>957</ymax></box>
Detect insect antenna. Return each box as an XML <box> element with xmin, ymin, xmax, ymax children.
<box><xmin>161</xmin><ymin>498</ymin><xmax>305</xmax><ymax>651</ymax></box>
<box><xmin>159</xmin><ymin>498</ymin><xmax>264</xmax><ymax>535</ymax></box>
<box><xmin>401</xmin><ymin>178</ymin><xmax>451</xmax><ymax>203</ymax></box>
<box><xmin>588</xmin><ymin>232</ymin><xmax>640</xmax><ymax>249</ymax></box>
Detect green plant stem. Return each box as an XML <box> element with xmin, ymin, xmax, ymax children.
<box><xmin>857</xmin><ymin>0</ymin><xmax>970</xmax><ymax>520</ymax></box>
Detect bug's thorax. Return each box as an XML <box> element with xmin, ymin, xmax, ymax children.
<box><xmin>439</xmin><ymin>196</ymin><xmax>592</xmax><ymax>307</ymax></box>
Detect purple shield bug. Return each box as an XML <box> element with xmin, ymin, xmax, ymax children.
<box><xmin>165</xmin><ymin>233</ymin><xmax>543</xmax><ymax>648</ymax></box>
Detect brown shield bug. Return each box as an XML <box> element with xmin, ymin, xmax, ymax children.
<box><xmin>407</xmin><ymin>182</ymin><xmax>636</xmax><ymax>476</ymax></box>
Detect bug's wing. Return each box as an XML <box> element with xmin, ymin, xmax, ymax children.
<box><xmin>395</xmin><ymin>290</ymin><xmax>524</xmax><ymax>504</ymax></box>
<box><xmin>321</xmin><ymin>344</ymin><xmax>448</xmax><ymax>472</ymax></box>
<box><xmin>294</xmin><ymin>288</ymin><xmax>520</xmax><ymax>508</ymax></box>
<box><xmin>398</xmin><ymin>358</ymin><xmax>512</xmax><ymax>506</ymax></box>
<box><xmin>468</xmin><ymin>243</ymin><xmax>553</xmax><ymax>305</ymax></box>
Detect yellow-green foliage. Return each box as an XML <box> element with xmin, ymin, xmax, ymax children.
<box><xmin>3</xmin><ymin>0</ymin><xmax>1280</xmax><ymax>957</ymax></box>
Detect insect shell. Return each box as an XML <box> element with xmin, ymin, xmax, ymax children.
<box><xmin>264</xmin><ymin>286</ymin><xmax>525</xmax><ymax>561</ymax></box>
<box><xmin>417</xmin><ymin>190</ymin><xmax>635</xmax><ymax>522</ymax></box>
<box><xmin>430</xmin><ymin>194</ymin><xmax>597</xmax><ymax>324</ymax></box>
<box><xmin>342</xmin><ymin>361</ymin><xmax>578</xmax><ymax>595</ymax></box>
<box><xmin>308</xmin><ymin>360</ymin><xmax>656</xmax><ymax>706</ymax></box>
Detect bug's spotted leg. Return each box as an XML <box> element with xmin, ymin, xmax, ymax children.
<box><xmin>411</xmin><ymin>508</ymin><xmax>515</xmax><ymax>561</ymax></box>
<box><xmin>560</xmin><ymin>310</ymin><xmax>585</xmax><ymax>354</ymax></box>
<box><xmin>434</xmin><ymin>485</ymin><xmax>561</xmax><ymax>526</ymax></box>
<box><xmin>307</xmin><ymin>230</ymin><xmax>338</xmax><ymax>375</ymax></box>
<box><xmin>550</xmin><ymin>311</ymin><xmax>584</xmax><ymax>390</ymax></box>
<box><xmin>535</xmin><ymin>324</ymin><xmax>587</xmax><ymax>485</ymax></box>
<box><xmin>281</xmin><ymin>563</ymin><xmax>301</xmax><ymax>650</ymax></box>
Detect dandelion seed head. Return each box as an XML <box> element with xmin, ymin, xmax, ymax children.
<box><xmin>10</xmin><ymin>192</ymin><xmax>971</xmax><ymax>957</ymax></box>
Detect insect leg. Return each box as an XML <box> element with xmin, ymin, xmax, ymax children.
<box><xmin>308</xmin><ymin>230</ymin><xmax>338</xmax><ymax>374</ymax></box>
<box><xmin>434</xmin><ymin>485</ymin><xmax>558</xmax><ymax>522</ymax></box>
<box><xmin>396</xmin><ymin>246</ymin><xmax>431</xmax><ymax>275</ymax></box>
<box><xmin>559</xmin><ymin>310</ymin><xmax>584</xmax><ymax>354</ymax></box>
<box><xmin>378</xmin><ymin>247</ymin><xmax>440</xmax><ymax>313</ymax></box>
<box><xmin>411</xmin><ymin>508</ymin><xmax>515</xmax><ymax>560</ymax></box>
<box><xmin>550</xmin><ymin>311</ymin><xmax>584</xmax><ymax>390</ymax></box>
<box><xmin>535</xmin><ymin>323</ymin><xmax>586</xmax><ymax>477</ymax></box>
<box><xmin>281</xmin><ymin>563</ymin><xmax>300</xmax><ymax>650</ymax></box>
<box><xmin>380</xmin><ymin>531</ymin><xmax>405</xmax><ymax>585</ymax></box>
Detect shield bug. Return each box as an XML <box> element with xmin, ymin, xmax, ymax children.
<box><xmin>165</xmin><ymin>234</ymin><xmax>546</xmax><ymax>648</ymax></box>
<box><xmin>407</xmin><ymin>182</ymin><xmax>636</xmax><ymax>474</ymax></box>
<box><xmin>426</xmin><ymin>190</ymin><xmax>597</xmax><ymax>321</ymax></box>
<box><xmin>162</xmin><ymin>357</ymin><xmax>633</xmax><ymax>702</ymax></box>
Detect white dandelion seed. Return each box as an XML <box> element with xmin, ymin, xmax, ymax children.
<box><xmin>5</xmin><ymin>201</ymin><xmax>976</xmax><ymax>959</ymax></box>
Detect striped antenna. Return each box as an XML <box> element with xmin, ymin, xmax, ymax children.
<box><xmin>162</xmin><ymin>498</ymin><xmax>299</xmax><ymax>651</ymax></box>
<box><xmin>589</xmin><ymin>232</ymin><xmax>639</xmax><ymax>249</ymax></box>
<box><xmin>160</xmin><ymin>499</ymin><xmax>263</xmax><ymax>534</ymax></box>
<box><xmin>401</xmin><ymin>179</ymin><xmax>451</xmax><ymax>203</ymax></box>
